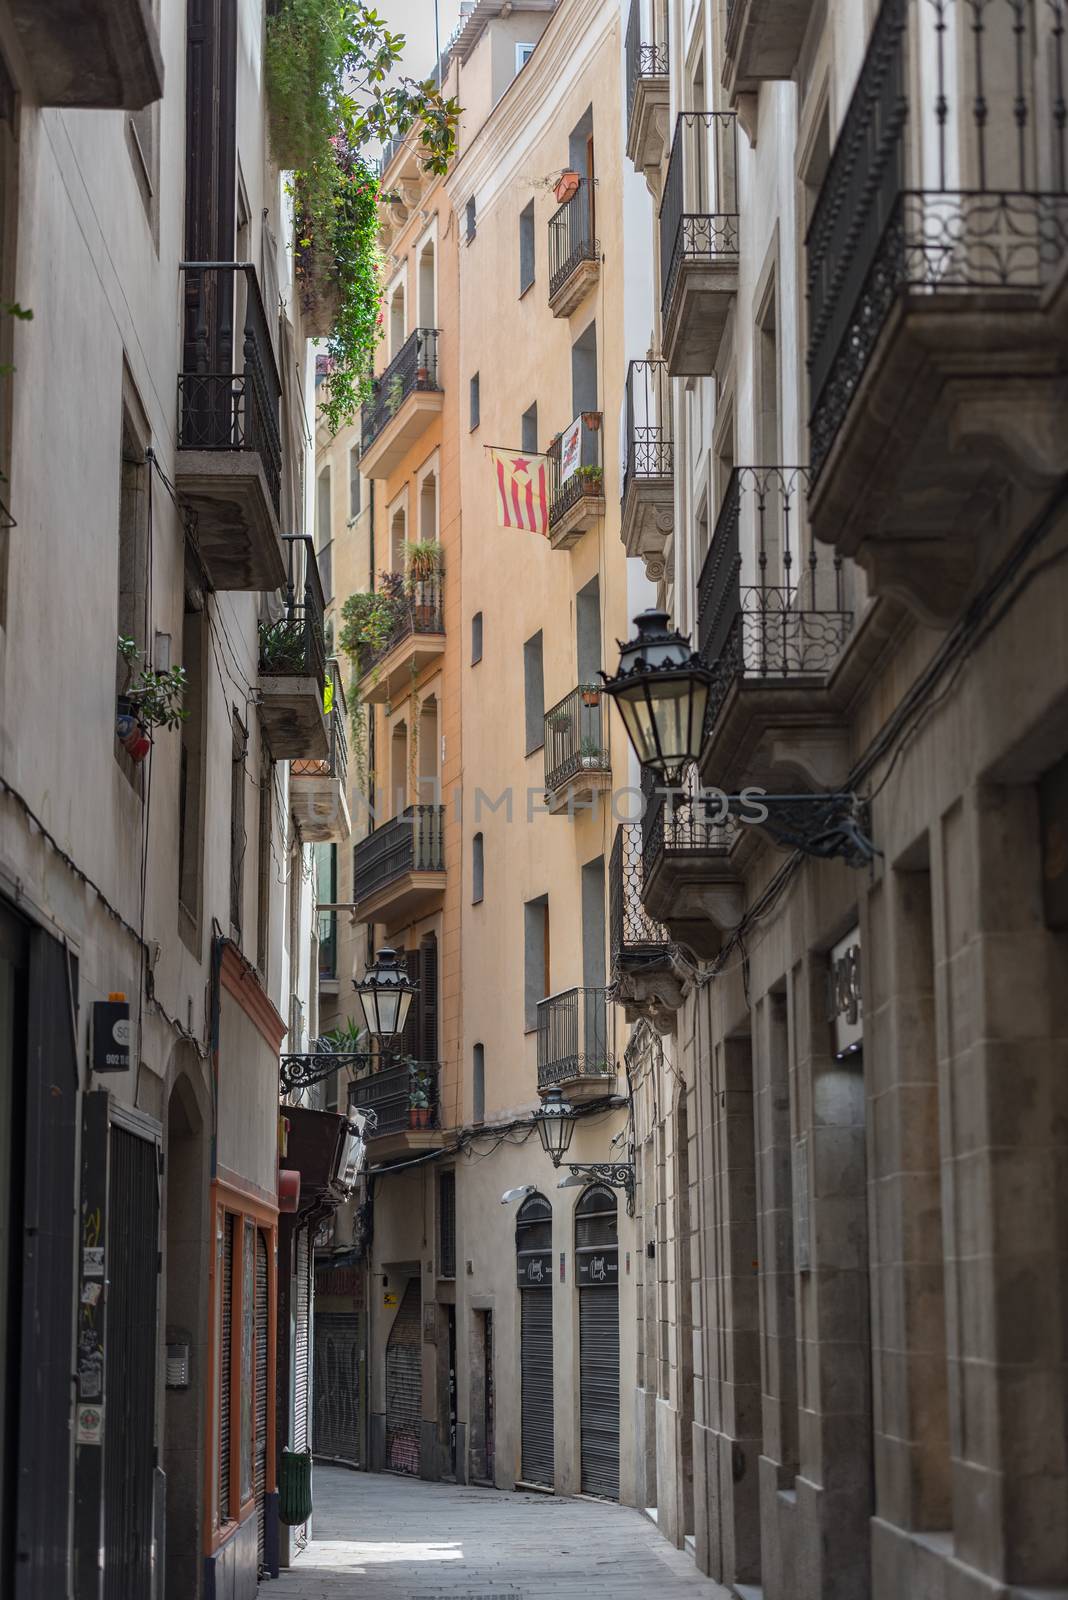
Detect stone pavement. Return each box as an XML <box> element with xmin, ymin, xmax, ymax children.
<box><xmin>270</xmin><ymin>1464</ymin><xmax>733</xmax><ymax>1599</ymax></box>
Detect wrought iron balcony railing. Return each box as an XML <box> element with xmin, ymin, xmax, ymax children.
<box><xmin>659</xmin><ymin>113</ymin><xmax>739</xmax><ymax>316</ymax></box>
<box><xmin>641</xmin><ymin>786</ymin><xmax>738</xmax><ymax>883</ymax></box>
<box><xmin>548</xmin><ymin>182</ymin><xmax>599</xmax><ymax>301</ymax></box>
<box><xmin>348</xmin><ymin>1059</ymin><xmax>441</xmax><ymax>1138</ymax></box>
<box><xmin>610</xmin><ymin>824</ymin><xmax>670</xmax><ymax>971</ymax></box>
<box><xmin>361</xmin><ymin>327</ymin><xmax>440</xmax><ymax>455</ymax></box>
<box><xmin>696</xmin><ymin>468</ymin><xmax>853</xmax><ymax>729</ymax></box>
<box><xmin>361</xmin><ymin>569</ymin><xmax>445</xmax><ymax>679</ymax></box>
<box><xmin>544</xmin><ymin>684</ymin><xmax>611</xmax><ymax>793</ymax></box>
<box><xmin>623</xmin><ymin>360</ymin><xmax>673</xmax><ymax>496</ymax></box>
<box><xmin>807</xmin><ymin>0</ymin><xmax>1068</xmax><ymax>477</ymax></box>
<box><xmin>625</xmin><ymin>0</ymin><xmax>669</xmax><ymax>126</ymax></box>
<box><xmin>258</xmin><ymin>535</ymin><xmax>326</xmax><ymax>686</ymax></box>
<box><xmin>548</xmin><ymin>413</ymin><xmax>604</xmax><ymax>529</ymax></box>
<box><xmin>354</xmin><ymin>804</ymin><xmax>444</xmax><ymax>903</ymax></box>
<box><xmin>537</xmin><ymin>988</ymin><xmax>613</xmax><ymax>1089</ymax></box>
<box><xmin>291</xmin><ymin>659</ymin><xmax>349</xmax><ymax>786</ymax></box>
<box><xmin>178</xmin><ymin>262</ymin><xmax>283</xmax><ymax>513</ymax></box>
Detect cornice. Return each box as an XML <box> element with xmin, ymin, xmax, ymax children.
<box><xmin>445</xmin><ymin>0</ymin><xmax>618</xmax><ymax>221</ymax></box>
<box><xmin>220</xmin><ymin>941</ymin><xmax>288</xmax><ymax>1053</ymax></box>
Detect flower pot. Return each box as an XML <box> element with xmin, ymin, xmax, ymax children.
<box><xmin>554</xmin><ymin>169</ymin><xmax>581</xmax><ymax>204</ymax></box>
<box><xmin>117</xmin><ymin>699</ymin><xmax>152</xmax><ymax>763</ymax></box>
<box><xmin>415</xmin><ymin>366</ymin><xmax>430</xmax><ymax>385</ymax></box>
<box><xmin>581</xmin><ymin>410</ymin><xmax>601</xmax><ymax>431</ymax></box>
<box><xmin>409</xmin><ymin>1107</ymin><xmax>419</xmax><ymax>1128</ymax></box>
<box><xmin>581</xmin><ymin>689</ymin><xmax>600</xmax><ymax>708</ymax></box>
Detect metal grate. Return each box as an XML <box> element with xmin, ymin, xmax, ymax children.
<box><xmin>255</xmin><ymin>1230</ymin><xmax>269</xmax><ymax>1567</ymax></box>
<box><xmin>219</xmin><ymin>1214</ymin><xmax>234</xmax><ymax>1523</ymax></box>
<box><xmin>438</xmin><ymin>1171</ymin><xmax>457</xmax><ymax>1279</ymax></box>
<box><xmin>293</xmin><ymin>1229</ymin><xmax>310</xmax><ymax>1455</ymax></box>
<box><xmin>385</xmin><ymin>1280</ymin><xmax>422</xmax><ymax>1475</ymax></box>
<box><xmin>536</xmin><ymin>987</ymin><xmax>613</xmax><ymax>1089</ymax></box>
<box><xmin>517</xmin><ymin>1195</ymin><xmax>554</xmax><ymax>1488</ymax></box>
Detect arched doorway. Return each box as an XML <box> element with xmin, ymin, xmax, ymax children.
<box><xmin>515</xmin><ymin>1192</ymin><xmax>554</xmax><ymax>1487</ymax></box>
<box><xmin>576</xmin><ymin>1184</ymin><xmax>619</xmax><ymax>1499</ymax></box>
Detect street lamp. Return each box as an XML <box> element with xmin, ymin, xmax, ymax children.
<box><xmin>533</xmin><ymin>1086</ymin><xmax>577</xmax><ymax>1165</ymax></box>
<box><xmin>353</xmin><ymin>947</ymin><xmax>417</xmax><ymax>1041</ymax></box>
<box><xmin>599</xmin><ymin>609</ymin><xmax>712</xmax><ymax>789</ymax></box>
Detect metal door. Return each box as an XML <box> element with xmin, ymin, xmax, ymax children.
<box><xmin>516</xmin><ymin>1193</ymin><xmax>553</xmax><ymax>1488</ymax></box>
<box><xmin>293</xmin><ymin>1229</ymin><xmax>310</xmax><ymax>1452</ymax></box>
<box><xmin>384</xmin><ymin>1279</ymin><xmax>422</xmax><ymax>1474</ymax></box>
<box><xmin>576</xmin><ymin>1184</ymin><xmax>619</xmax><ymax>1499</ymax></box>
<box><xmin>255</xmin><ymin>1230</ymin><xmax>269</xmax><ymax>1568</ymax></box>
<box><xmin>313</xmin><ymin>1312</ymin><xmax>365</xmax><ymax>1464</ymax></box>
<box><xmin>102</xmin><ymin>1121</ymin><xmax>161</xmax><ymax>1595</ymax></box>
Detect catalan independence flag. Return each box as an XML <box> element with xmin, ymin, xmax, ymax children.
<box><xmin>490</xmin><ymin>448</ymin><xmax>549</xmax><ymax>537</ymax></box>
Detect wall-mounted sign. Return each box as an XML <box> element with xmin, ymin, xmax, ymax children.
<box><xmin>383</xmin><ymin>1291</ymin><xmax>398</xmax><ymax>1309</ymax></box>
<box><xmin>516</xmin><ymin>1250</ymin><xmax>552</xmax><ymax>1288</ymax></box>
<box><xmin>576</xmin><ymin>1248</ymin><xmax>619</xmax><ymax>1288</ymax></box>
<box><xmin>92</xmin><ymin>1000</ymin><xmax>130</xmax><ymax>1073</ymax></box>
<box><xmin>828</xmin><ymin>928</ymin><xmax>862</xmax><ymax>1059</ymax></box>
<box><xmin>76</xmin><ymin>1403</ymin><xmax>104</xmax><ymax>1446</ymax></box>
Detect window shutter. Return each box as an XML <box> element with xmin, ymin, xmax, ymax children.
<box><xmin>419</xmin><ymin>936</ymin><xmax>438</xmax><ymax>1061</ymax></box>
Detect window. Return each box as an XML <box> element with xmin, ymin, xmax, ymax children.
<box><xmin>179</xmin><ymin>558</ymin><xmax>207</xmax><ymax>946</ymax></box>
<box><xmin>523</xmin><ymin>631</ymin><xmax>545</xmax><ymax>755</ymax></box>
<box><xmin>471</xmin><ymin>611</ymin><xmax>483</xmax><ymax>665</ymax></box>
<box><xmin>470</xmin><ymin>372</ymin><xmax>480</xmax><ymax>430</ymax></box>
<box><xmin>438</xmin><ymin>1172</ymin><xmax>456</xmax><ymax>1279</ymax></box>
<box><xmin>316</xmin><ymin>843</ymin><xmax>338</xmax><ymax>979</ymax></box>
<box><xmin>349</xmin><ymin>446</ymin><xmax>362</xmax><ymax>520</ymax></box>
<box><xmin>418</xmin><ymin>238</ymin><xmax>436</xmax><ymax>326</ymax></box>
<box><xmin>516</xmin><ymin>42</ymin><xmax>536</xmax><ymax>71</ymax></box>
<box><xmin>576</xmin><ymin>575</ymin><xmax>601</xmax><ymax>684</ymax></box>
<box><xmin>465</xmin><ymin>195</ymin><xmax>477</xmax><ymax>241</ymax></box>
<box><xmin>472</xmin><ymin>833</ymin><xmax>484</xmax><ymax>904</ymax></box>
<box><xmin>524</xmin><ymin>896</ymin><xmax>550</xmax><ymax>1032</ymax></box>
<box><xmin>521</xmin><ymin>403</ymin><xmax>538</xmax><ymax>455</ymax></box>
<box><xmin>519</xmin><ymin>200</ymin><xmax>535</xmax><ymax>295</ymax></box>
<box><xmin>473</xmin><ymin>1043</ymin><xmax>485</xmax><ymax>1124</ymax></box>
<box><xmin>316</xmin><ymin>466</ymin><xmax>333</xmax><ymax>601</ymax></box>
<box><xmin>230</xmin><ymin>710</ymin><xmax>247</xmax><ymax>940</ymax></box>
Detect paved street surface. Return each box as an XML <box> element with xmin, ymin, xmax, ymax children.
<box><xmin>271</xmin><ymin>1465</ymin><xmax>733</xmax><ymax>1598</ymax></box>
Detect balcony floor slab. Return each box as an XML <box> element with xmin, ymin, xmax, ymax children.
<box><xmin>548</xmin><ymin>256</ymin><xmax>600</xmax><ymax>319</ymax></box>
<box><xmin>360</xmin><ymin>389</ymin><xmax>443</xmax><ymax>481</ymax></box>
<box><xmin>258</xmin><ymin>678</ymin><xmax>329</xmax><ymax>762</ymax></box>
<box><xmin>176</xmin><ymin>451</ymin><xmax>285</xmax><ymax>591</ymax></box>
<box><xmin>663</xmin><ymin>256</ymin><xmax>739</xmax><ymax>377</ymax></box>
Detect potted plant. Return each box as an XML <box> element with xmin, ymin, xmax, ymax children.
<box><xmin>405</xmin><ymin>540</ymin><xmax>442</xmax><ymax>615</ymax></box>
<box><xmin>579</xmin><ymin>736</ymin><xmax>606</xmax><ymax>770</ymax></box>
<box><xmin>546</xmin><ymin>707</ymin><xmax>572</xmax><ymax>734</ymax></box>
<box><xmin>117</xmin><ymin>637</ymin><xmax>188</xmax><ymax>764</ymax></box>
<box><xmin>581</xmin><ymin>410</ymin><xmax>601</xmax><ymax>432</ymax></box>
<box><xmin>408</xmin><ymin>1068</ymin><xmax>431</xmax><ymax>1128</ymax></box>
<box><xmin>576</xmin><ymin>464</ymin><xmax>604</xmax><ymax>496</ymax></box>
<box><xmin>580</xmin><ymin>684</ymin><xmax>600</xmax><ymax>708</ymax></box>
<box><xmin>554</xmin><ymin>169</ymin><xmax>580</xmax><ymax>204</ymax></box>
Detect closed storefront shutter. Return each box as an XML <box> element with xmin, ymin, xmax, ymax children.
<box><xmin>219</xmin><ymin>1214</ymin><xmax>234</xmax><ymax>1522</ymax></box>
<box><xmin>314</xmin><ymin>1311</ymin><xmax>365</xmax><ymax>1465</ymax></box>
<box><xmin>385</xmin><ymin>1279</ymin><xmax>422</xmax><ymax>1475</ymax></box>
<box><xmin>293</xmin><ymin>1229</ymin><xmax>310</xmax><ymax>1453</ymax></box>
<box><xmin>520</xmin><ymin>1290</ymin><xmax>554</xmax><ymax>1487</ymax></box>
<box><xmin>576</xmin><ymin>1184</ymin><xmax>620</xmax><ymax>1500</ymax></box>
<box><xmin>255</xmin><ymin>1230</ymin><xmax>269</xmax><ymax>1567</ymax></box>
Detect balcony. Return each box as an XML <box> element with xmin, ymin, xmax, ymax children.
<box><xmin>177</xmin><ymin>264</ymin><xmax>285</xmax><ymax>592</ymax></box>
<box><xmin>659</xmin><ymin>114</ymin><xmax>739</xmax><ymax>375</ymax></box>
<box><xmin>359</xmin><ymin>569</ymin><xmax>445</xmax><ymax>705</ymax></box>
<box><xmin>697</xmin><ymin>468</ymin><xmax>854</xmax><ymax>795</ymax></box>
<box><xmin>8</xmin><ymin>0</ymin><xmax>163</xmax><ymax>108</ymax></box>
<box><xmin>537</xmin><ymin>988</ymin><xmax>616</xmax><ymax>1101</ymax></box>
<box><xmin>291</xmin><ymin>662</ymin><xmax>351</xmax><ymax>844</ymax></box>
<box><xmin>548</xmin><ymin>184</ymin><xmax>600</xmax><ymax>317</ymax></box>
<box><xmin>348</xmin><ymin>1060</ymin><xmax>443</xmax><ymax>1164</ymax></box>
<box><xmin>258</xmin><ymin>536</ymin><xmax>328</xmax><ymax>762</ymax></box>
<box><xmin>641</xmin><ymin>789</ymin><xmax>742</xmax><ymax>959</ymax></box>
<box><xmin>806</xmin><ymin>0</ymin><xmax>1068</xmax><ymax>624</ymax></box>
<box><xmin>610</xmin><ymin>825</ymin><xmax>687</xmax><ymax>1027</ymax></box>
<box><xmin>360</xmin><ymin>328</ymin><xmax>442</xmax><ymax>480</ymax></box>
<box><xmin>548</xmin><ymin>414</ymin><xmax>605</xmax><ymax>550</ymax></box>
<box><xmin>722</xmin><ymin>0</ymin><xmax>813</xmax><ymax>101</ymax></box>
<box><xmin>543</xmin><ymin>685</ymin><xmax>611</xmax><ymax>815</ymax></box>
<box><xmin>621</xmin><ymin>361</ymin><xmax>673</xmax><ymax>581</ymax></box>
<box><xmin>625</xmin><ymin>0</ymin><xmax>670</xmax><ymax>180</ymax></box>
<box><xmin>353</xmin><ymin>805</ymin><xmax>445</xmax><ymax>930</ymax></box>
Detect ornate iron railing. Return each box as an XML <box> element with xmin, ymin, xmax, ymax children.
<box><xmin>548</xmin><ymin>182</ymin><xmax>599</xmax><ymax>300</ymax></box>
<box><xmin>544</xmin><ymin>684</ymin><xmax>611</xmax><ymax>793</ymax></box>
<box><xmin>807</xmin><ymin>0</ymin><xmax>1068</xmax><ymax>476</ymax></box>
<box><xmin>659</xmin><ymin>113</ymin><xmax>739</xmax><ymax>316</ymax></box>
<box><xmin>258</xmin><ymin>535</ymin><xmax>326</xmax><ymax>686</ymax></box>
<box><xmin>348</xmin><ymin>1059</ymin><xmax>441</xmax><ymax>1138</ymax></box>
<box><xmin>354</xmin><ymin>804</ymin><xmax>444</xmax><ymax>903</ymax></box>
<box><xmin>548</xmin><ymin>413</ymin><xmax>604</xmax><ymax>528</ymax></box>
<box><xmin>178</xmin><ymin>262</ymin><xmax>283</xmax><ymax>512</ymax></box>
<box><xmin>361</xmin><ymin>327</ymin><xmax>440</xmax><ymax>454</ymax></box>
<box><xmin>626</xmin><ymin>0</ymin><xmax>669</xmax><ymax>125</ymax></box>
<box><xmin>363</xmin><ymin>568</ymin><xmax>445</xmax><ymax>675</ymax></box>
<box><xmin>610</xmin><ymin>825</ymin><xmax>670</xmax><ymax>972</ymax></box>
<box><xmin>537</xmin><ymin>988</ymin><xmax>613</xmax><ymax>1088</ymax></box>
<box><xmin>623</xmin><ymin>359</ymin><xmax>673</xmax><ymax>497</ymax></box>
<box><xmin>641</xmin><ymin>788</ymin><xmax>738</xmax><ymax>885</ymax></box>
<box><xmin>696</xmin><ymin>468</ymin><xmax>853</xmax><ymax>728</ymax></box>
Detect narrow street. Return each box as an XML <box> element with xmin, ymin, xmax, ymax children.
<box><xmin>271</xmin><ymin>1466</ymin><xmax>732</xmax><ymax>1598</ymax></box>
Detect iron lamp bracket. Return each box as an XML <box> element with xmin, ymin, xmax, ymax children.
<box><xmin>725</xmin><ymin>793</ymin><xmax>879</xmax><ymax>869</ymax></box>
<box><xmin>279</xmin><ymin>1051</ymin><xmax>373</xmax><ymax>1095</ymax></box>
<box><xmin>567</xmin><ymin>1162</ymin><xmax>636</xmax><ymax>1217</ymax></box>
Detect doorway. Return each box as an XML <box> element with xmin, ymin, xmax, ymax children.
<box><xmin>470</xmin><ymin>1309</ymin><xmax>495</xmax><ymax>1483</ymax></box>
<box><xmin>576</xmin><ymin>1185</ymin><xmax>620</xmax><ymax>1499</ymax></box>
<box><xmin>516</xmin><ymin>1194</ymin><xmax>554</xmax><ymax>1488</ymax></box>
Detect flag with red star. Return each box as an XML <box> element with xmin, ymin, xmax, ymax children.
<box><xmin>489</xmin><ymin>448</ymin><xmax>549</xmax><ymax>537</ymax></box>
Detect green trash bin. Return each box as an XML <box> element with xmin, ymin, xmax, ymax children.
<box><xmin>279</xmin><ymin>1448</ymin><xmax>313</xmax><ymax>1526</ymax></box>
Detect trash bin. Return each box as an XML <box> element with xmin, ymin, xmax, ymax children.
<box><xmin>279</xmin><ymin>1448</ymin><xmax>313</xmax><ymax>1526</ymax></box>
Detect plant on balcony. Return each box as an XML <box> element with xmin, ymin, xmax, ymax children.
<box><xmin>384</xmin><ymin>371</ymin><xmax>405</xmax><ymax>419</ymax></box>
<box><xmin>116</xmin><ymin>637</ymin><xmax>188</xmax><ymax>762</ymax></box>
<box><xmin>546</xmin><ymin>708</ymin><xmax>572</xmax><ymax>732</ymax></box>
<box><xmin>580</xmin><ymin>684</ymin><xmax>601</xmax><ymax>707</ymax></box>
<box><xmin>576</xmin><ymin>464</ymin><xmax>604</xmax><ymax>495</ymax></box>
<box><xmin>338</xmin><ymin>587</ymin><xmax>403</xmax><ymax>674</ymax></box>
<box><xmin>317</xmin><ymin>1016</ymin><xmax>368</xmax><ymax>1053</ymax></box>
<box><xmin>266</xmin><ymin>0</ymin><xmax>460</xmax><ymax>432</ymax></box>
<box><xmin>405</xmin><ymin>540</ymin><xmax>442</xmax><ymax>613</ymax></box>
<box><xmin>258</xmin><ymin>616</ymin><xmax>308</xmax><ymax>676</ymax></box>
<box><xmin>408</xmin><ymin>1066</ymin><xmax>432</xmax><ymax>1128</ymax></box>
<box><xmin>580</xmin><ymin>736</ymin><xmax>607</xmax><ymax>769</ymax></box>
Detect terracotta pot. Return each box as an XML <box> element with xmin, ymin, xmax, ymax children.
<box><xmin>554</xmin><ymin>169</ymin><xmax>581</xmax><ymax>204</ymax></box>
<box><xmin>581</xmin><ymin>689</ymin><xmax>599</xmax><ymax>707</ymax></box>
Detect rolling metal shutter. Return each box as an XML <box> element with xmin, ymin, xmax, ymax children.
<box><xmin>219</xmin><ymin>1214</ymin><xmax>234</xmax><ymax>1521</ymax></box>
<box><xmin>579</xmin><ymin>1289</ymin><xmax>620</xmax><ymax>1499</ymax></box>
<box><xmin>293</xmin><ymin>1229</ymin><xmax>310</xmax><ymax>1453</ymax></box>
<box><xmin>520</xmin><ymin>1290</ymin><xmax>554</xmax><ymax>1487</ymax></box>
<box><xmin>384</xmin><ymin>1279</ymin><xmax>422</xmax><ymax>1475</ymax></box>
<box><xmin>102</xmin><ymin>1124</ymin><xmax>160</xmax><ymax>1598</ymax></box>
<box><xmin>255</xmin><ymin>1230</ymin><xmax>269</xmax><ymax>1566</ymax></box>
<box><xmin>314</xmin><ymin>1312</ymin><xmax>365</xmax><ymax>1465</ymax></box>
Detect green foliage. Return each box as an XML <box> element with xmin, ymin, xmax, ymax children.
<box><xmin>576</xmin><ymin>464</ymin><xmax>604</xmax><ymax>492</ymax></box>
<box><xmin>117</xmin><ymin>636</ymin><xmax>188</xmax><ymax>732</ymax></box>
<box><xmin>266</xmin><ymin>0</ymin><xmax>460</xmax><ymax>434</ymax></box>
<box><xmin>258</xmin><ymin>617</ymin><xmax>307</xmax><ymax>674</ymax></box>
<box><xmin>318</xmin><ymin>1016</ymin><xmax>368</xmax><ymax>1052</ymax></box>
<box><xmin>404</xmin><ymin>540</ymin><xmax>442</xmax><ymax>587</ymax></box>
<box><xmin>337</xmin><ymin>588</ymin><xmax>403</xmax><ymax>667</ymax></box>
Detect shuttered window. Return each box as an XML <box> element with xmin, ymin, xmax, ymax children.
<box><xmin>438</xmin><ymin>1172</ymin><xmax>456</xmax><ymax>1279</ymax></box>
<box><xmin>219</xmin><ymin>1213</ymin><xmax>234</xmax><ymax>1523</ymax></box>
<box><xmin>255</xmin><ymin>1230</ymin><xmax>269</xmax><ymax>1565</ymax></box>
<box><xmin>516</xmin><ymin>1193</ymin><xmax>554</xmax><ymax>1488</ymax></box>
<box><xmin>294</xmin><ymin>1228</ymin><xmax>311</xmax><ymax>1455</ymax></box>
